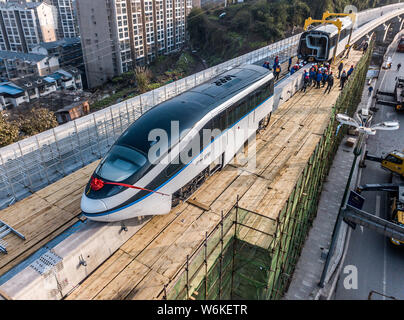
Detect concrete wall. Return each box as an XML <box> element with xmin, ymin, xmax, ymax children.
<box><xmin>76</xmin><ymin>0</ymin><xmax>118</xmax><ymax>88</ymax></box>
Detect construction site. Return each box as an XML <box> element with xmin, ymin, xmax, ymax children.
<box><xmin>0</xmin><ymin>46</ymin><xmax>370</xmax><ymax>299</ymax></box>
<box><xmin>0</xmin><ymin>3</ymin><xmax>403</xmax><ymax>302</ymax></box>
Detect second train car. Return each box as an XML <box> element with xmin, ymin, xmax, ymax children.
<box><xmin>298</xmin><ymin>16</ymin><xmax>354</xmax><ymax>62</ymax></box>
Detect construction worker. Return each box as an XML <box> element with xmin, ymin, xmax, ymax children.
<box><xmin>309</xmin><ymin>67</ymin><xmax>316</xmax><ymax>86</ymax></box>
<box><xmin>274</xmin><ymin>64</ymin><xmax>281</xmax><ymax>81</ymax></box>
<box><xmin>363</xmin><ymin>41</ymin><xmax>369</xmax><ymax>54</ymax></box>
<box><xmin>338</xmin><ymin>60</ymin><xmax>344</xmax><ymax>79</ymax></box>
<box><xmin>340</xmin><ymin>71</ymin><xmax>348</xmax><ymax>90</ymax></box>
<box><xmin>262</xmin><ymin>61</ymin><xmax>270</xmax><ymax>70</ymax></box>
<box><xmin>347</xmin><ymin>65</ymin><xmax>354</xmax><ymax>79</ymax></box>
<box><xmin>316</xmin><ymin>70</ymin><xmax>323</xmax><ymax>89</ymax></box>
<box><xmin>324</xmin><ymin>72</ymin><xmax>334</xmax><ymax>94</ymax></box>
<box><xmin>345</xmin><ymin>44</ymin><xmax>352</xmax><ymax>58</ymax></box>
<box><xmin>301</xmin><ymin>70</ymin><xmax>310</xmax><ymax>93</ymax></box>
<box><xmin>322</xmin><ymin>71</ymin><xmax>329</xmax><ymax>87</ymax></box>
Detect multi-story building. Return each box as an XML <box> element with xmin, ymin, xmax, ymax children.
<box><xmin>0</xmin><ymin>50</ymin><xmax>60</xmax><ymax>80</ymax></box>
<box><xmin>0</xmin><ymin>1</ymin><xmax>58</xmax><ymax>53</ymax></box>
<box><xmin>30</xmin><ymin>36</ymin><xmax>86</xmax><ymax>86</ymax></box>
<box><xmin>47</xmin><ymin>0</ymin><xmax>79</xmax><ymax>39</ymax></box>
<box><xmin>76</xmin><ymin>0</ymin><xmax>193</xmax><ymax>88</ymax></box>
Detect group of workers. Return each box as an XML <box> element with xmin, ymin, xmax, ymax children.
<box><xmin>262</xmin><ymin>53</ymin><xmax>356</xmax><ymax>94</ymax></box>
<box><xmin>299</xmin><ymin>61</ymin><xmax>355</xmax><ymax>94</ymax></box>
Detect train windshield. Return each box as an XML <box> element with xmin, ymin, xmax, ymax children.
<box><xmin>95</xmin><ymin>145</ymin><xmax>147</xmax><ymax>182</ymax></box>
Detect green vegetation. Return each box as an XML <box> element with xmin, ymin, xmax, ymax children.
<box><xmin>0</xmin><ymin>108</ymin><xmax>58</xmax><ymax>147</ymax></box>
<box><xmin>187</xmin><ymin>0</ymin><xmax>399</xmax><ymax>66</ymax></box>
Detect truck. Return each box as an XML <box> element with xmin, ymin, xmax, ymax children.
<box><xmin>363</xmin><ymin>149</ymin><xmax>404</xmax><ymax>178</ymax></box>
<box><xmin>376</xmin><ymin>77</ymin><xmax>404</xmax><ymax>112</ymax></box>
<box><xmin>357</xmin><ymin>183</ymin><xmax>404</xmax><ymax>246</ymax></box>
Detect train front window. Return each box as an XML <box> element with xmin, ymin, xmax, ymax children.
<box><xmin>95</xmin><ymin>145</ymin><xmax>147</xmax><ymax>182</ymax></box>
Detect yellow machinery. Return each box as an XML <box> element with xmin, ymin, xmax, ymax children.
<box><xmin>364</xmin><ymin>150</ymin><xmax>404</xmax><ymax>178</ymax></box>
<box><xmin>304</xmin><ymin>11</ymin><xmax>357</xmax><ymax>63</ymax></box>
<box><xmin>357</xmin><ymin>183</ymin><xmax>404</xmax><ymax>246</ymax></box>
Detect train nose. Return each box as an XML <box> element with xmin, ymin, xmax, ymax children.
<box><xmin>80</xmin><ymin>194</ymin><xmax>108</xmax><ymax>214</ymax></box>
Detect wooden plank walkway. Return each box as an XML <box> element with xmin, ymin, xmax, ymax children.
<box><xmin>66</xmin><ymin>50</ymin><xmax>363</xmax><ymax>300</ymax></box>
<box><xmin>0</xmin><ymin>161</ymin><xmax>99</xmax><ymax>276</ymax></box>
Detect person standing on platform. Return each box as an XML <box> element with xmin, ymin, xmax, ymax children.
<box><xmin>301</xmin><ymin>70</ymin><xmax>310</xmax><ymax>93</ymax></box>
<box><xmin>324</xmin><ymin>72</ymin><xmax>334</xmax><ymax>94</ymax></box>
<box><xmin>340</xmin><ymin>71</ymin><xmax>348</xmax><ymax>90</ymax></box>
<box><xmin>347</xmin><ymin>65</ymin><xmax>354</xmax><ymax>79</ymax></box>
<box><xmin>338</xmin><ymin>60</ymin><xmax>344</xmax><ymax>79</ymax></box>
<box><xmin>363</xmin><ymin>41</ymin><xmax>369</xmax><ymax>54</ymax></box>
<box><xmin>274</xmin><ymin>64</ymin><xmax>281</xmax><ymax>81</ymax></box>
<box><xmin>288</xmin><ymin>56</ymin><xmax>293</xmax><ymax>71</ymax></box>
<box><xmin>316</xmin><ymin>70</ymin><xmax>323</xmax><ymax>89</ymax></box>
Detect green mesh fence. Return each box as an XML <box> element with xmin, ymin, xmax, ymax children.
<box><xmin>164</xmin><ymin>44</ymin><xmax>373</xmax><ymax>300</ymax></box>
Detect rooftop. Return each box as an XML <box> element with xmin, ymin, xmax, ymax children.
<box><xmin>0</xmin><ymin>82</ymin><xmax>23</xmax><ymax>96</ymax></box>
<box><xmin>0</xmin><ymin>51</ymin><xmax>47</xmax><ymax>63</ymax></box>
<box><xmin>37</xmin><ymin>37</ymin><xmax>81</xmax><ymax>50</ymax></box>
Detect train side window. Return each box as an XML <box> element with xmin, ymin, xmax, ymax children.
<box><xmin>219</xmin><ymin>110</ymin><xmax>227</xmax><ymax>130</ymax></box>
<box><xmin>227</xmin><ymin>104</ymin><xmax>236</xmax><ymax>126</ymax></box>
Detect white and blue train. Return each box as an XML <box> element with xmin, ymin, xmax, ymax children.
<box><xmin>81</xmin><ymin>64</ymin><xmax>275</xmax><ymax>221</ymax></box>
<box><xmin>298</xmin><ymin>16</ymin><xmax>354</xmax><ymax>62</ymax></box>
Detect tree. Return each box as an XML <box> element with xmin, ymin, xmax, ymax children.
<box><xmin>187</xmin><ymin>8</ymin><xmax>209</xmax><ymax>48</ymax></box>
<box><xmin>0</xmin><ymin>113</ymin><xmax>19</xmax><ymax>147</ymax></box>
<box><xmin>19</xmin><ymin>108</ymin><xmax>58</xmax><ymax>136</ymax></box>
<box><xmin>134</xmin><ymin>66</ymin><xmax>152</xmax><ymax>94</ymax></box>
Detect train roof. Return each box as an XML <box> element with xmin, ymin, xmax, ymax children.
<box><xmin>116</xmin><ymin>64</ymin><xmax>271</xmax><ymax>156</ymax></box>
<box><xmin>309</xmin><ymin>16</ymin><xmax>352</xmax><ymax>36</ymax></box>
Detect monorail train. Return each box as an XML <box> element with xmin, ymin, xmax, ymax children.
<box><xmin>298</xmin><ymin>16</ymin><xmax>354</xmax><ymax>62</ymax></box>
<box><xmin>81</xmin><ymin>64</ymin><xmax>275</xmax><ymax>222</ymax></box>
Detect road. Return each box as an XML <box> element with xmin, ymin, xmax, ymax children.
<box><xmin>334</xmin><ymin>34</ymin><xmax>404</xmax><ymax>300</ymax></box>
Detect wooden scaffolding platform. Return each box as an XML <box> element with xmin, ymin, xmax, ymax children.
<box><xmin>0</xmin><ymin>161</ymin><xmax>99</xmax><ymax>276</ymax></box>
<box><xmin>64</xmin><ymin>50</ymin><xmax>364</xmax><ymax>300</ymax></box>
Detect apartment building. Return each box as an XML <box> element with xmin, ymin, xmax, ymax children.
<box><xmin>0</xmin><ymin>50</ymin><xmax>59</xmax><ymax>79</ymax></box>
<box><xmin>0</xmin><ymin>1</ymin><xmax>58</xmax><ymax>52</ymax></box>
<box><xmin>76</xmin><ymin>0</ymin><xmax>193</xmax><ymax>88</ymax></box>
<box><xmin>48</xmin><ymin>0</ymin><xmax>79</xmax><ymax>38</ymax></box>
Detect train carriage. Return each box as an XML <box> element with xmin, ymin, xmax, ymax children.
<box><xmin>298</xmin><ymin>16</ymin><xmax>354</xmax><ymax>62</ymax></box>
<box><xmin>81</xmin><ymin>64</ymin><xmax>275</xmax><ymax>221</ymax></box>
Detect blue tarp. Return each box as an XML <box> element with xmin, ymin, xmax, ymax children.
<box><xmin>0</xmin><ymin>83</ymin><xmax>23</xmax><ymax>95</ymax></box>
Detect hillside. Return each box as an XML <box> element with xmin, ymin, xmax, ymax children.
<box><xmin>188</xmin><ymin>0</ymin><xmax>400</xmax><ymax>66</ymax></box>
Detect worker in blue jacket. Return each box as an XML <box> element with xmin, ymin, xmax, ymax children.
<box><xmin>322</xmin><ymin>71</ymin><xmax>329</xmax><ymax>87</ymax></box>
<box><xmin>347</xmin><ymin>65</ymin><xmax>354</xmax><ymax>79</ymax></box>
<box><xmin>309</xmin><ymin>67</ymin><xmax>316</xmax><ymax>87</ymax></box>
<box><xmin>316</xmin><ymin>71</ymin><xmax>323</xmax><ymax>89</ymax></box>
